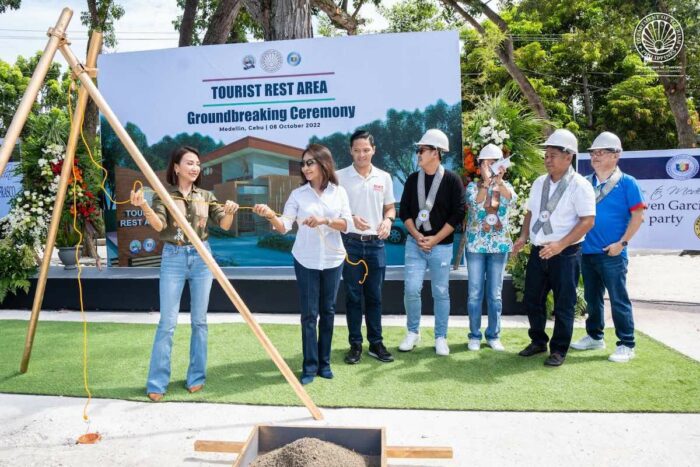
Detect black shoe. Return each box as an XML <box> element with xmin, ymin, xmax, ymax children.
<box><xmin>544</xmin><ymin>352</ymin><xmax>566</xmax><ymax>367</ymax></box>
<box><xmin>518</xmin><ymin>342</ymin><xmax>548</xmax><ymax>357</ymax></box>
<box><xmin>368</xmin><ymin>342</ymin><xmax>394</xmax><ymax>363</ymax></box>
<box><xmin>344</xmin><ymin>343</ymin><xmax>362</xmax><ymax>364</ymax></box>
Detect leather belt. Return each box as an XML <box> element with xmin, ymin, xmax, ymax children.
<box><xmin>345</xmin><ymin>233</ymin><xmax>380</xmax><ymax>242</ymax></box>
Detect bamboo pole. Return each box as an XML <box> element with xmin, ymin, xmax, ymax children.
<box><xmin>0</xmin><ymin>8</ymin><xmax>73</xmax><ymax>178</ymax></box>
<box><xmin>57</xmin><ymin>44</ymin><xmax>324</xmax><ymax>421</ymax></box>
<box><xmin>20</xmin><ymin>32</ymin><xmax>103</xmax><ymax>373</ymax></box>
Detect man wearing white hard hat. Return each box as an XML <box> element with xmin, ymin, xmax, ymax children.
<box><xmin>571</xmin><ymin>132</ymin><xmax>646</xmax><ymax>363</ymax></box>
<box><xmin>398</xmin><ymin>129</ymin><xmax>466</xmax><ymax>356</ymax></box>
<box><xmin>464</xmin><ymin>144</ymin><xmax>517</xmax><ymax>352</ymax></box>
<box><xmin>513</xmin><ymin>129</ymin><xmax>596</xmax><ymax>366</ymax></box>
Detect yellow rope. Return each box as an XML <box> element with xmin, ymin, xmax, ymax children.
<box><xmin>66</xmin><ymin>79</ymin><xmax>92</xmax><ymax>424</ymax></box>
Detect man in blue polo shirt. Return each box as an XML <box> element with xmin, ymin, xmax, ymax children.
<box><xmin>571</xmin><ymin>132</ymin><xmax>646</xmax><ymax>363</ymax></box>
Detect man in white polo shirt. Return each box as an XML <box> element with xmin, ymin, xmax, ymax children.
<box><xmin>337</xmin><ymin>130</ymin><xmax>396</xmax><ymax>364</ymax></box>
<box><xmin>513</xmin><ymin>129</ymin><xmax>596</xmax><ymax>366</ymax></box>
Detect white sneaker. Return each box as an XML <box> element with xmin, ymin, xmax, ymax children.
<box><xmin>570</xmin><ymin>335</ymin><xmax>606</xmax><ymax>351</ymax></box>
<box><xmin>435</xmin><ymin>337</ymin><xmax>450</xmax><ymax>356</ymax></box>
<box><xmin>467</xmin><ymin>338</ymin><xmax>481</xmax><ymax>351</ymax></box>
<box><xmin>609</xmin><ymin>345</ymin><xmax>635</xmax><ymax>363</ymax></box>
<box><xmin>398</xmin><ymin>332</ymin><xmax>421</xmax><ymax>352</ymax></box>
<box><xmin>487</xmin><ymin>339</ymin><xmax>505</xmax><ymax>352</ymax></box>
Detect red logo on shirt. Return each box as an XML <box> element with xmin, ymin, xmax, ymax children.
<box><xmin>373</xmin><ymin>184</ymin><xmax>383</xmax><ymax>192</ymax></box>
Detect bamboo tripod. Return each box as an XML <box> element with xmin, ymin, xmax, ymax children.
<box><xmin>0</xmin><ymin>8</ymin><xmax>323</xmax><ymax>421</ymax></box>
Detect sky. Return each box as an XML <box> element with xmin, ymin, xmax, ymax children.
<box><xmin>0</xmin><ymin>0</ymin><xmax>393</xmax><ymax>67</ymax></box>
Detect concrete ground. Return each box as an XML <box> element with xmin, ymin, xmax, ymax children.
<box><xmin>1</xmin><ymin>253</ymin><xmax>699</xmax><ymax>466</ymax></box>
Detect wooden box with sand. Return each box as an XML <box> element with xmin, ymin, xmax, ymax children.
<box><xmin>195</xmin><ymin>424</ymin><xmax>453</xmax><ymax>466</ymax></box>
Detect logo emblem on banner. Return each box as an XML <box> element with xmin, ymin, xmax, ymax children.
<box><xmin>634</xmin><ymin>13</ymin><xmax>683</xmax><ymax>63</ymax></box>
<box><xmin>666</xmin><ymin>154</ymin><xmax>699</xmax><ymax>180</ymax></box>
<box><xmin>260</xmin><ymin>49</ymin><xmax>283</xmax><ymax>72</ymax></box>
<box><xmin>129</xmin><ymin>239</ymin><xmax>142</xmax><ymax>255</ymax></box>
<box><xmin>695</xmin><ymin>215</ymin><xmax>700</xmax><ymax>241</ymax></box>
<box><xmin>242</xmin><ymin>55</ymin><xmax>255</xmax><ymax>70</ymax></box>
<box><xmin>143</xmin><ymin>238</ymin><xmax>156</xmax><ymax>253</ymax></box>
<box><xmin>287</xmin><ymin>52</ymin><xmax>301</xmax><ymax>66</ymax></box>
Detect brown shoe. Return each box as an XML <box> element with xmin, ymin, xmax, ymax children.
<box><xmin>148</xmin><ymin>393</ymin><xmax>163</xmax><ymax>402</ymax></box>
<box><xmin>187</xmin><ymin>384</ymin><xmax>204</xmax><ymax>394</ymax></box>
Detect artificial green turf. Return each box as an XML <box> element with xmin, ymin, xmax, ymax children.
<box><xmin>0</xmin><ymin>319</ymin><xmax>698</xmax><ymax>412</ymax></box>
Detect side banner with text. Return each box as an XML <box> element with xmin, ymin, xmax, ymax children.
<box><xmin>98</xmin><ymin>31</ymin><xmax>462</xmax><ymax>267</ymax></box>
<box><xmin>578</xmin><ymin>149</ymin><xmax>700</xmax><ymax>250</ymax></box>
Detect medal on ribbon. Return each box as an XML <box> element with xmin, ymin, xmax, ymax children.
<box><xmin>418</xmin><ymin>209</ymin><xmax>430</xmax><ymax>222</ymax></box>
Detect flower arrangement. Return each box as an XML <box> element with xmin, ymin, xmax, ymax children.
<box><xmin>0</xmin><ymin>109</ymin><xmax>104</xmax><ymax>301</ymax></box>
<box><xmin>2</xmin><ymin>143</ymin><xmax>63</xmax><ymax>247</ymax></box>
<box><xmin>470</xmin><ymin>117</ymin><xmax>512</xmax><ymax>152</ymax></box>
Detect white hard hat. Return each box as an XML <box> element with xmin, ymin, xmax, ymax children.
<box><xmin>415</xmin><ymin>129</ymin><xmax>449</xmax><ymax>152</ymax></box>
<box><xmin>542</xmin><ymin>129</ymin><xmax>578</xmax><ymax>155</ymax></box>
<box><xmin>478</xmin><ymin>143</ymin><xmax>503</xmax><ymax>160</ymax></box>
<box><xmin>588</xmin><ymin>131</ymin><xmax>622</xmax><ymax>152</ymax></box>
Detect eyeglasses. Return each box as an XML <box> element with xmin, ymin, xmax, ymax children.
<box><xmin>590</xmin><ymin>149</ymin><xmax>617</xmax><ymax>158</ymax></box>
<box><xmin>415</xmin><ymin>146</ymin><xmax>435</xmax><ymax>155</ymax></box>
<box><xmin>300</xmin><ymin>159</ymin><xmax>318</xmax><ymax>168</ymax></box>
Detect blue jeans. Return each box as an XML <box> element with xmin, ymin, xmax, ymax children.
<box><xmin>147</xmin><ymin>242</ymin><xmax>213</xmax><ymax>394</ymax></box>
<box><xmin>524</xmin><ymin>244</ymin><xmax>581</xmax><ymax>355</ymax></box>
<box><xmin>467</xmin><ymin>252</ymin><xmax>508</xmax><ymax>341</ymax></box>
<box><xmin>582</xmin><ymin>254</ymin><xmax>635</xmax><ymax>348</ymax></box>
<box><xmin>342</xmin><ymin>236</ymin><xmax>386</xmax><ymax>346</ymax></box>
<box><xmin>403</xmin><ymin>237</ymin><xmax>453</xmax><ymax>338</ymax></box>
<box><xmin>294</xmin><ymin>259</ymin><xmax>343</xmax><ymax>377</ymax></box>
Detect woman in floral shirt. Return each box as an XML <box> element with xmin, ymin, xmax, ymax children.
<box><xmin>465</xmin><ymin>144</ymin><xmax>516</xmax><ymax>352</ymax></box>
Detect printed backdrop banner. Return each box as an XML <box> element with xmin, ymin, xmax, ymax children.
<box><xmin>578</xmin><ymin>148</ymin><xmax>700</xmax><ymax>250</ymax></box>
<box><xmin>0</xmin><ymin>162</ymin><xmax>21</xmax><ymax>218</ymax></box>
<box><xmin>98</xmin><ymin>31</ymin><xmax>462</xmax><ymax>266</ymax></box>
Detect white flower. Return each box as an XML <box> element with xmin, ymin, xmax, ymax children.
<box><xmin>499</xmin><ymin>130</ymin><xmax>509</xmax><ymax>140</ymax></box>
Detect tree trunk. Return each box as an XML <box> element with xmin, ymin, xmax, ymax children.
<box><xmin>661</xmin><ymin>75</ymin><xmax>697</xmax><ymax>148</ymax></box>
<box><xmin>83</xmin><ymin>1</ymin><xmax>102</xmax><ymax>158</ymax></box>
<box><xmin>179</xmin><ymin>0</ymin><xmax>200</xmax><ymax>47</ymax></box>
<box><xmin>496</xmin><ymin>42</ymin><xmax>549</xmax><ymax>123</ymax></box>
<box><xmin>244</xmin><ymin>0</ymin><xmax>313</xmax><ymax>41</ymax></box>
<box><xmin>443</xmin><ymin>0</ymin><xmax>550</xmax><ymax>129</ymax></box>
<box><xmin>582</xmin><ymin>73</ymin><xmax>593</xmax><ymax>129</ymax></box>
<box><xmin>203</xmin><ymin>0</ymin><xmax>242</xmax><ymax>45</ymax></box>
<box><xmin>656</xmin><ymin>0</ymin><xmax>696</xmax><ymax>148</ymax></box>
<box><xmin>312</xmin><ymin>0</ymin><xmax>365</xmax><ymax>35</ymax></box>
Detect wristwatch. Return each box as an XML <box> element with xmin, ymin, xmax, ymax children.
<box><xmin>621</xmin><ymin>241</ymin><xmax>628</xmax><ymax>247</ymax></box>
<box><xmin>384</xmin><ymin>216</ymin><xmax>395</xmax><ymax>222</ymax></box>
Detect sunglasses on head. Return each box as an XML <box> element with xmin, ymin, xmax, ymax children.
<box><xmin>300</xmin><ymin>159</ymin><xmax>318</xmax><ymax>168</ymax></box>
<box><xmin>415</xmin><ymin>146</ymin><xmax>436</xmax><ymax>155</ymax></box>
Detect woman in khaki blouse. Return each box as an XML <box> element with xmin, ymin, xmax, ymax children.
<box><xmin>130</xmin><ymin>146</ymin><xmax>238</xmax><ymax>401</ymax></box>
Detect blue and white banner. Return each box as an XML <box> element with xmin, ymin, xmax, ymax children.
<box><xmin>578</xmin><ymin>149</ymin><xmax>700</xmax><ymax>250</ymax></box>
<box><xmin>98</xmin><ymin>31</ymin><xmax>462</xmax><ymax>266</ymax></box>
<box><xmin>0</xmin><ymin>162</ymin><xmax>21</xmax><ymax>219</ymax></box>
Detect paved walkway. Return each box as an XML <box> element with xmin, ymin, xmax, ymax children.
<box><xmin>1</xmin><ymin>253</ymin><xmax>699</xmax><ymax>466</ymax></box>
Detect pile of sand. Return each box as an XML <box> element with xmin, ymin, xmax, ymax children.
<box><xmin>250</xmin><ymin>437</ymin><xmax>379</xmax><ymax>467</ymax></box>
